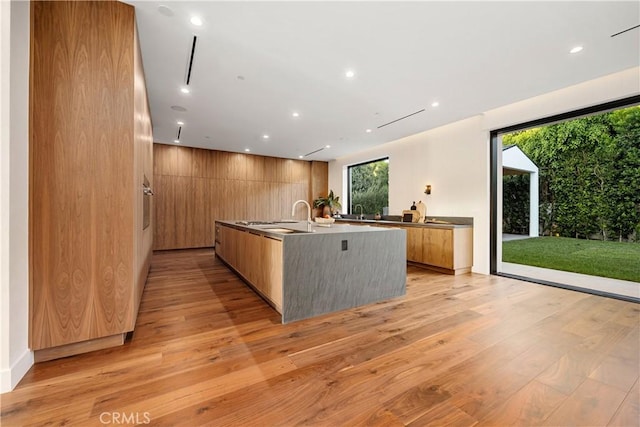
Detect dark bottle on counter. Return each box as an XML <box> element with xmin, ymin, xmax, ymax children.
<box><xmin>410</xmin><ymin>201</ymin><xmax>417</xmax><ymax>210</ymax></box>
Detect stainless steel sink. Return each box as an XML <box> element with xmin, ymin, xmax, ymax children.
<box><xmin>235</xmin><ymin>220</ymin><xmax>275</xmax><ymax>225</ymax></box>
<box><xmin>261</xmin><ymin>227</ymin><xmax>309</xmax><ymax>234</ymax></box>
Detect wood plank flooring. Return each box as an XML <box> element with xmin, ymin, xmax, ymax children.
<box><xmin>1</xmin><ymin>248</ymin><xmax>638</xmax><ymax>426</ymax></box>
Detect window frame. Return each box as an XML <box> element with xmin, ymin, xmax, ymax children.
<box><xmin>347</xmin><ymin>157</ymin><xmax>389</xmax><ymax>215</ymax></box>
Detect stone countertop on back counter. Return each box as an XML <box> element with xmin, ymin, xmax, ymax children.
<box><xmin>333</xmin><ymin>218</ymin><xmax>473</xmax><ymax>229</ymax></box>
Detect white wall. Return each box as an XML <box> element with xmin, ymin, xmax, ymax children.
<box><xmin>330</xmin><ymin>116</ymin><xmax>491</xmax><ymax>273</ymax></box>
<box><xmin>483</xmin><ymin>67</ymin><xmax>640</xmax><ymax>131</ymax></box>
<box><xmin>0</xmin><ymin>0</ymin><xmax>11</xmax><ymax>392</ymax></box>
<box><xmin>329</xmin><ymin>66</ymin><xmax>640</xmax><ymax>275</ymax></box>
<box><xmin>0</xmin><ymin>0</ymin><xmax>33</xmax><ymax>393</ymax></box>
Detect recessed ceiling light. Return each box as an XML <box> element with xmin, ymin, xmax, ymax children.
<box><xmin>365</xmin><ymin>129</ymin><xmax>372</xmax><ymax>133</ymax></box>
<box><xmin>325</xmin><ymin>145</ymin><xmax>331</xmax><ymax>148</ymax></box>
<box><xmin>262</xmin><ymin>134</ymin><xmax>269</xmax><ymax>140</ymax></box>
<box><xmin>292</xmin><ymin>112</ymin><xmax>300</xmax><ymax>118</ymax></box>
<box><xmin>190</xmin><ymin>16</ymin><xmax>203</xmax><ymax>26</ymax></box>
<box><xmin>180</xmin><ymin>87</ymin><xmax>190</xmax><ymax>94</ymax></box>
<box><xmin>244</xmin><ymin>148</ymin><xmax>250</xmax><ymax>152</ymax></box>
<box><xmin>177</xmin><ymin>121</ymin><xmax>184</xmax><ymax>125</ymax></box>
<box><xmin>345</xmin><ymin>69</ymin><xmax>356</xmax><ymax>79</ymax></box>
<box><xmin>174</xmin><ymin>139</ymin><xmax>180</xmax><ymax>143</ymax></box>
<box><xmin>569</xmin><ymin>46</ymin><xmax>583</xmax><ymax>54</ymax></box>
<box><xmin>431</xmin><ymin>101</ymin><xmax>440</xmax><ymax>107</ymax></box>
<box><xmin>298</xmin><ymin>155</ymin><xmax>304</xmax><ymax>159</ymax></box>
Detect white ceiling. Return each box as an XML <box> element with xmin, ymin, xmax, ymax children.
<box><xmin>127</xmin><ymin>1</ymin><xmax>639</xmax><ymax>161</ymax></box>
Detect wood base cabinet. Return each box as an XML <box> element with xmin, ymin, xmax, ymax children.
<box><xmin>339</xmin><ymin>221</ymin><xmax>473</xmax><ymax>275</ymax></box>
<box><xmin>406</xmin><ymin>227</ymin><xmax>424</xmax><ymax>263</ymax></box>
<box><xmin>421</xmin><ymin>227</ymin><xmax>473</xmax><ymax>274</ymax></box>
<box><xmin>29</xmin><ymin>1</ymin><xmax>153</xmax><ymax>360</ymax></box>
<box><xmin>215</xmin><ymin>224</ymin><xmax>283</xmax><ymax>310</ymax></box>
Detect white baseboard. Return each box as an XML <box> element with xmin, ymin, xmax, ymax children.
<box><xmin>0</xmin><ymin>348</ymin><xmax>33</xmax><ymax>393</ymax></box>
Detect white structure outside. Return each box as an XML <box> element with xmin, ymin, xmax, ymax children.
<box><xmin>502</xmin><ymin>145</ymin><xmax>539</xmax><ymax>237</ymax></box>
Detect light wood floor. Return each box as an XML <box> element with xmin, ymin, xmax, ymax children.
<box><xmin>2</xmin><ymin>248</ymin><xmax>638</xmax><ymax>426</ymax></box>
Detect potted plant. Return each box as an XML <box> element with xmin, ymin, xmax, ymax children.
<box><xmin>313</xmin><ymin>190</ymin><xmax>342</xmax><ymax>217</ymax></box>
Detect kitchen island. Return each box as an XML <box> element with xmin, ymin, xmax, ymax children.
<box><xmin>215</xmin><ymin>220</ymin><xmax>406</xmax><ymax>323</ymax></box>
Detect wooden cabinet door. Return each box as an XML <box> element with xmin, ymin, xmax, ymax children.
<box><xmin>422</xmin><ymin>228</ymin><xmax>454</xmax><ymax>269</ymax></box>
<box><xmin>215</xmin><ymin>225</ymin><xmax>226</xmax><ymax>259</ymax></box>
<box><xmin>226</xmin><ymin>227</ymin><xmax>238</xmax><ymax>268</ymax></box>
<box><xmin>258</xmin><ymin>236</ymin><xmax>283</xmax><ymax>310</ymax></box>
<box><xmin>216</xmin><ymin>226</ymin><xmax>283</xmax><ymax>311</ymax></box>
<box><xmin>234</xmin><ymin>228</ymin><xmax>250</xmax><ymax>274</ymax></box>
<box><xmin>243</xmin><ymin>232</ymin><xmax>262</xmax><ymax>287</ymax></box>
<box><xmin>30</xmin><ymin>1</ymin><xmax>141</xmax><ymax>351</ymax></box>
<box><xmin>406</xmin><ymin>227</ymin><xmax>424</xmax><ymax>262</ymax></box>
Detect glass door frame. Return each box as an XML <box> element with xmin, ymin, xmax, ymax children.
<box><xmin>489</xmin><ymin>94</ymin><xmax>640</xmax><ymax>303</ymax></box>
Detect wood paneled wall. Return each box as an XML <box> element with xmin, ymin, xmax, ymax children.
<box><xmin>29</xmin><ymin>1</ymin><xmax>152</xmax><ymax>352</ymax></box>
<box><xmin>153</xmin><ymin>144</ymin><xmax>329</xmax><ymax>250</ymax></box>
<box><xmin>310</xmin><ymin>161</ymin><xmax>329</xmax><ymax>202</ymax></box>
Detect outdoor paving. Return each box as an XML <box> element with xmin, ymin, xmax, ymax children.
<box><xmin>502</xmin><ymin>233</ymin><xmax>533</xmax><ymax>242</ymax></box>
<box><xmin>501</xmin><ymin>262</ymin><xmax>639</xmax><ymax>299</ymax></box>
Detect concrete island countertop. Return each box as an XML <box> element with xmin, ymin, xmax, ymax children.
<box><xmin>216</xmin><ymin>219</ymin><xmax>402</xmax><ymax>239</ymax></box>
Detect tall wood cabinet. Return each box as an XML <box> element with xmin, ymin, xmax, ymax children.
<box><xmin>29</xmin><ymin>1</ymin><xmax>153</xmax><ymax>361</ymax></box>
<box><xmin>153</xmin><ymin>144</ymin><xmax>329</xmax><ymax>251</ymax></box>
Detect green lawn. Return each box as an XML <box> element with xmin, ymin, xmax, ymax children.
<box><xmin>502</xmin><ymin>236</ymin><xmax>640</xmax><ymax>283</ymax></box>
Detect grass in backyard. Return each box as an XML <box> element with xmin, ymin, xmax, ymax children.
<box><xmin>502</xmin><ymin>236</ymin><xmax>640</xmax><ymax>283</ymax></box>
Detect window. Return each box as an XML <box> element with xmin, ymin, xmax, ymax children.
<box><xmin>348</xmin><ymin>158</ymin><xmax>389</xmax><ymax>215</ymax></box>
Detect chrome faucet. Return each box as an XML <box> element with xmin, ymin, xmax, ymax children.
<box><xmin>292</xmin><ymin>199</ymin><xmax>312</xmax><ymax>231</ymax></box>
<box><xmin>355</xmin><ymin>204</ymin><xmax>364</xmax><ymax>220</ymax></box>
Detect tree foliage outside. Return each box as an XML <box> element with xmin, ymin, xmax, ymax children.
<box><xmin>502</xmin><ymin>105</ymin><xmax>640</xmax><ymax>242</ymax></box>
<box><xmin>350</xmin><ymin>159</ymin><xmax>389</xmax><ymax>215</ymax></box>
<box><xmin>503</xmin><ymin>174</ymin><xmax>530</xmax><ymax>234</ymax></box>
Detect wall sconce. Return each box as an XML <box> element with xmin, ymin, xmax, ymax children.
<box><xmin>424</xmin><ymin>184</ymin><xmax>431</xmax><ymax>195</ymax></box>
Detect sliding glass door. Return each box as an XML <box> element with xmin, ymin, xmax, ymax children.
<box><xmin>491</xmin><ymin>97</ymin><xmax>640</xmax><ymax>301</ymax></box>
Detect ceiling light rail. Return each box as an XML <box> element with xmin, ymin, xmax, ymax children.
<box><xmin>611</xmin><ymin>24</ymin><xmax>639</xmax><ymax>38</ymax></box>
<box><xmin>377</xmin><ymin>108</ymin><xmax>425</xmax><ymax>129</ymax></box>
<box><xmin>303</xmin><ymin>147</ymin><xmax>326</xmax><ymax>157</ymax></box>
<box><xmin>185</xmin><ymin>36</ymin><xmax>197</xmax><ymax>85</ymax></box>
